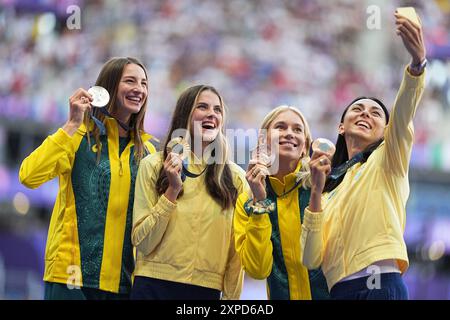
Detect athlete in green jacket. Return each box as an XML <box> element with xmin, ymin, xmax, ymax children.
<box><xmin>19</xmin><ymin>57</ymin><xmax>157</xmax><ymax>299</ymax></box>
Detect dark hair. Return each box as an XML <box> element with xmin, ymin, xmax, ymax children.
<box><xmin>155</xmin><ymin>85</ymin><xmax>238</xmax><ymax>210</ymax></box>
<box><xmin>85</xmin><ymin>57</ymin><xmax>149</xmax><ymax>164</ymax></box>
<box><xmin>324</xmin><ymin>97</ymin><xmax>389</xmax><ymax>193</ymax></box>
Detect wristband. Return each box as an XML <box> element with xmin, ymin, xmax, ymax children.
<box><xmin>409</xmin><ymin>58</ymin><xmax>427</xmax><ymax>74</ymax></box>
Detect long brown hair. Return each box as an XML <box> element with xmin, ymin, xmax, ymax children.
<box><xmin>83</xmin><ymin>57</ymin><xmax>150</xmax><ymax>164</ymax></box>
<box><xmin>155</xmin><ymin>85</ymin><xmax>238</xmax><ymax>210</ymax></box>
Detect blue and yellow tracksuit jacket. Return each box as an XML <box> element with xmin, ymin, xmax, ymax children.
<box><xmin>234</xmin><ymin>161</ymin><xmax>329</xmax><ymax>300</ymax></box>
<box><xmin>19</xmin><ymin>118</ymin><xmax>157</xmax><ymax>294</ymax></box>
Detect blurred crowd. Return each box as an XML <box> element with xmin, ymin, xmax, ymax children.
<box><xmin>0</xmin><ymin>0</ymin><xmax>450</xmax><ymax>300</ymax></box>
<box><xmin>1</xmin><ymin>0</ymin><xmax>450</xmax><ymax>169</ymax></box>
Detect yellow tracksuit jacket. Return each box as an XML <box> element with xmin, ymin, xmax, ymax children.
<box><xmin>301</xmin><ymin>67</ymin><xmax>425</xmax><ymax>291</ymax></box>
<box><xmin>234</xmin><ymin>161</ymin><xmax>329</xmax><ymax>300</ymax></box>
<box><xmin>19</xmin><ymin>118</ymin><xmax>156</xmax><ymax>294</ymax></box>
<box><xmin>132</xmin><ymin>151</ymin><xmax>249</xmax><ymax>299</ymax></box>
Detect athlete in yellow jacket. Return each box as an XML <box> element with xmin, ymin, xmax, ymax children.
<box><xmin>301</xmin><ymin>12</ymin><xmax>426</xmax><ymax>299</ymax></box>
<box><xmin>19</xmin><ymin>57</ymin><xmax>157</xmax><ymax>299</ymax></box>
<box><xmin>131</xmin><ymin>85</ymin><xmax>247</xmax><ymax>300</ymax></box>
<box><xmin>234</xmin><ymin>106</ymin><xmax>329</xmax><ymax>300</ymax></box>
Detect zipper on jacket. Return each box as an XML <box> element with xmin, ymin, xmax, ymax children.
<box><xmin>119</xmin><ymin>160</ymin><xmax>123</xmax><ymax>176</ymax></box>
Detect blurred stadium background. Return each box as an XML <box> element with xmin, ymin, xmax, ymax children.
<box><xmin>0</xmin><ymin>0</ymin><xmax>449</xmax><ymax>299</ymax></box>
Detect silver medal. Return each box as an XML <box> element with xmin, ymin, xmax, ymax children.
<box><xmin>88</xmin><ymin>86</ymin><xmax>110</xmax><ymax>108</ymax></box>
<box><xmin>312</xmin><ymin>138</ymin><xmax>336</xmax><ymax>155</ymax></box>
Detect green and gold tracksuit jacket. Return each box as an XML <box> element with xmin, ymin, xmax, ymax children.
<box><xmin>19</xmin><ymin>118</ymin><xmax>157</xmax><ymax>294</ymax></box>
<box><xmin>234</xmin><ymin>161</ymin><xmax>329</xmax><ymax>300</ymax></box>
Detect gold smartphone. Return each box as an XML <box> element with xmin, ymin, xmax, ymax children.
<box><xmin>397</xmin><ymin>7</ymin><xmax>421</xmax><ymax>26</ymax></box>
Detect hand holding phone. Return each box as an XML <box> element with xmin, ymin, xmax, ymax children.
<box><xmin>395</xmin><ymin>7</ymin><xmax>426</xmax><ymax>68</ymax></box>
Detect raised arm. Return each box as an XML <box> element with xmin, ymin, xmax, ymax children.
<box><xmin>234</xmin><ymin>192</ymin><xmax>274</xmax><ymax>279</ymax></box>
<box><xmin>131</xmin><ymin>153</ymin><xmax>182</xmax><ymax>255</ymax></box>
<box><xmin>19</xmin><ymin>88</ymin><xmax>93</xmax><ymax>188</ymax></box>
<box><xmin>383</xmin><ymin>12</ymin><xmax>426</xmax><ymax>176</ymax></box>
<box><xmin>300</xmin><ymin>150</ymin><xmax>330</xmax><ymax>269</ymax></box>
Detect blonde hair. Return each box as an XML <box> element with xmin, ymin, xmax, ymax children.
<box><xmin>260</xmin><ymin>105</ymin><xmax>313</xmax><ymax>188</ymax></box>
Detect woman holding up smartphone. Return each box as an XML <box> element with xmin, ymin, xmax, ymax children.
<box><xmin>301</xmin><ymin>11</ymin><xmax>427</xmax><ymax>300</ymax></box>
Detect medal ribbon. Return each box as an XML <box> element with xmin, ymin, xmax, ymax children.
<box><xmin>329</xmin><ymin>152</ymin><xmax>364</xmax><ymax>180</ymax></box>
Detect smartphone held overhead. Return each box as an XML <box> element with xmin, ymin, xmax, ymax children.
<box><xmin>397</xmin><ymin>7</ymin><xmax>421</xmax><ymax>27</ymax></box>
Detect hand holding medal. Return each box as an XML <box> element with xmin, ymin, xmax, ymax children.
<box><xmin>249</xmin><ymin>132</ymin><xmax>273</xmax><ymax>168</ymax></box>
<box><xmin>166</xmin><ymin>137</ymin><xmax>206</xmax><ymax>183</ymax></box>
<box><xmin>64</xmin><ymin>88</ymin><xmax>96</xmax><ymax>136</ymax></box>
<box><xmin>309</xmin><ymin>138</ymin><xmax>335</xmax><ymax>194</ymax></box>
<box><xmin>247</xmin><ymin>132</ymin><xmax>272</xmax><ymax>202</ymax></box>
<box><xmin>85</xmin><ymin>86</ymin><xmax>111</xmax><ymax>135</ymax></box>
<box><xmin>88</xmin><ymin>86</ymin><xmax>110</xmax><ymax>108</ymax></box>
<box><xmin>311</xmin><ymin>138</ymin><xmax>335</xmax><ymax>170</ymax></box>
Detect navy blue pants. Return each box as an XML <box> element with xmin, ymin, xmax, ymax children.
<box><xmin>131</xmin><ymin>276</ymin><xmax>221</xmax><ymax>300</ymax></box>
<box><xmin>330</xmin><ymin>273</ymin><xmax>408</xmax><ymax>300</ymax></box>
<box><xmin>44</xmin><ymin>282</ymin><xmax>129</xmax><ymax>300</ymax></box>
